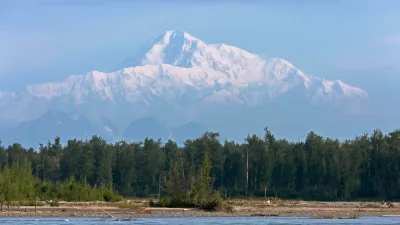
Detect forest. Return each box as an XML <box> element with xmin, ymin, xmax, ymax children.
<box><xmin>0</xmin><ymin>127</ymin><xmax>400</xmax><ymax>205</ymax></box>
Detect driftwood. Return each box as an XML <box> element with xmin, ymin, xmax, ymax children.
<box><xmin>137</xmin><ymin>207</ymin><xmax>151</xmax><ymax>214</ymax></box>
<box><xmin>382</xmin><ymin>201</ymin><xmax>395</xmax><ymax>208</ymax></box>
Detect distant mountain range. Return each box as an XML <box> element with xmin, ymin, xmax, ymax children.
<box><xmin>0</xmin><ymin>30</ymin><xmax>374</xmax><ymax>147</ymax></box>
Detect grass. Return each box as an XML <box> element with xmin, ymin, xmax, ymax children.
<box><xmin>117</xmin><ymin>203</ymin><xmax>145</xmax><ymax>209</ymax></box>
<box><xmin>9</xmin><ymin>201</ymin><xmax>46</xmax><ymax>207</ymax></box>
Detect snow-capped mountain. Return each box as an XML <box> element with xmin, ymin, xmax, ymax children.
<box><xmin>6</xmin><ymin>30</ymin><xmax>367</xmax><ymax>105</ymax></box>
<box><xmin>0</xmin><ymin>30</ymin><xmax>369</xmax><ymax>146</ymax></box>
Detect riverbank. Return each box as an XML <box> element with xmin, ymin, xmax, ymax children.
<box><xmin>0</xmin><ymin>200</ymin><xmax>398</xmax><ymax>219</ymax></box>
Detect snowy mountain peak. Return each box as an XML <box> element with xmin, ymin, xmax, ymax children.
<box><xmin>134</xmin><ymin>30</ymin><xmax>207</xmax><ymax>68</ymax></box>
<box><xmin>13</xmin><ymin>30</ymin><xmax>368</xmax><ymax>105</ymax></box>
<box><xmin>130</xmin><ymin>30</ymin><xmax>264</xmax><ymax>71</ymax></box>
<box><xmin>335</xmin><ymin>79</ymin><xmax>368</xmax><ymax>97</ymax></box>
<box><xmin>160</xmin><ymin>30</ymin><xmax>200</xmax><ymax>43</ymax></box>
<box><xmin>0</xmin><ymin>30</ymin><xmax>369</xmax><ymax>128</ymax></box>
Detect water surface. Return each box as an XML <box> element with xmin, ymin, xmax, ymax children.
<box><xmin>0</xmin><ymin>216</ymin><xmax>398</xmax><ymax>224</ymax></box>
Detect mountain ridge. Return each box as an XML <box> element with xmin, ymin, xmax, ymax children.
<box><xmin>0</xmin><ymin>30</ymin><xmax>370</xmax><ymax>146</ymax></box>
<box><xmin>0</xmin><ymin>31</ymin><xmax>367</xmax><ymax>108</ymax></box>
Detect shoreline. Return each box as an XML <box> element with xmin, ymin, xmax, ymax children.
<box><xmin>0</xmin><ymin>200</ymin><xmax>398</xmax><ymax>219</ymax></box>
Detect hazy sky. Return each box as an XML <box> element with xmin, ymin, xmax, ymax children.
<box><xmin>1</xmin><ymin>0</ymin><xmax>399</xmax><ymax>91</ymax></box>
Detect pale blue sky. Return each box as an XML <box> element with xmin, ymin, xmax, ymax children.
<box><xmin>1</xmin><ymin>0</ymin><xmax>399</xmax><ymax>91</ymax></box>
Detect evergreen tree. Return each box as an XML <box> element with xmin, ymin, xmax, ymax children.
<box><xmin>1</xmin><ymin>127</ymin><xmax>400</xmax><ymax>202</ymax></box>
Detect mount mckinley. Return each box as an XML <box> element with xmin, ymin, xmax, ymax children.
<box><xmin>0</xmin><ymin>30</ymin><xmax>373</xmax><ymax>147</ymax></box>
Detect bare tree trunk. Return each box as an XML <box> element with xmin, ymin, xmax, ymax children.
<box><xmin>255</xmin><ymin>168</ymin><xmax>258</xmax><ymax>193</ymax></box>
<box><xmin>36</xmin><ymin>165</ymin><xmax>38</xmax><ymax>213</ymax></box>
<box><xmin>180</xmin><ymin>155</ymin><xmax>186</xmax><ymax>191</ymax></box>
<box><xmin>246</xmin><ymin>149</ymin><xmax>249</xmax><ymax>196</ymax></box>
<box><xmin>158</xmin><ymin>175</ymin><xmax>161</xmax><ymax>201</ymax></box>
<box><xmin>212</xmin><ymin>174</ymin><xmax>215</xmax><ymax>188</ymax></box>
<box><xmin>264</xmin><ymin>185</ymin><xmax>267</xmax><ymax>198</ymax></box>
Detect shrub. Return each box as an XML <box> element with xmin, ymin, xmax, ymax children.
<box><xmin>152</xmin><ymin>191</ymin><xmax>222</xmax><ymax>211</ymax></box>
<box><xmin>148</xmin><ymin>200</ymin><xmax>162</xmax><ymax>207</ymax></box>
<box><xmin>198</xmin><ymin>191</ymin><xmax>223</xmax><ymax>212</ymax></box>
<box><xmin>103</xmin><ymin>192</ymin><xmax>124</xmax><ymax>202</ymax></box>
<box><xmin>49</xmin><ymin>199</ymin><xmax>59</xmax><ymax>207</ymax></box>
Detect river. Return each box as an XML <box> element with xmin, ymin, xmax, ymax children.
<box><xmin>0</xmin><ymin>216</ymin><xmax>398</xmax><ymax>224</ymax></box>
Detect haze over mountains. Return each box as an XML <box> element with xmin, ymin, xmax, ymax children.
<box><xmin>0</xmin><ymin>30</ymin><xmax>386</xmax><ymax>147</ymax></box>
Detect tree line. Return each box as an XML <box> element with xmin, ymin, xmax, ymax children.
<box><xmin>0</xmin><ymin>157</ymin><xmax>121</xmax><ymax>210</ymax></box>
<box><xmin>0</xmin><ymin>128</ymin><xmax>400</xmax><ymax>202</ymax></box>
